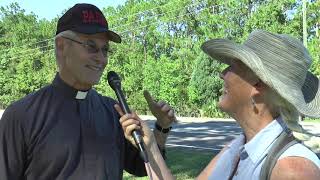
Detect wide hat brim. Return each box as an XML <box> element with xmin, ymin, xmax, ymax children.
<box><xmin>201</xmin><ymin>37</ymin><xmax>320</xmax><ymax>118</ymax></box>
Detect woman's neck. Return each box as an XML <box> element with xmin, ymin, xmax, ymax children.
<box><xmin>234</xmin><ymin>106</ymin><xmax>275</xmax><ymax>143</ymax></box>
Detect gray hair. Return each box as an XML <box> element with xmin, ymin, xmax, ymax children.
<box><xmin>54</xmin><ymin>30</ymin><xmax>78</xmax><ymax>59</ymax></box>
<box><xmin>55</xmin><ymin>30</ymin><xmax>78</xmax><ymax>39</ymax></box>
<box><xmin>268</xmin><ymin>89</ymin><xmax>320</xmax><ymax>152</ymax></box>
<box><xmin>265</xmin><ymin>88</ymin><xmax>302</xmax><ymax>132</ymax></box>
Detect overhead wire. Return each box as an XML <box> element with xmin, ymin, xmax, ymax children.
<box><xmin>0</xmin><ymin>0</ymin><xmax>207</xmax><ymax>54</ymax></box>
<box><xmin>3</xmin><ymin>3</ymin><xmax>213</xmax><ymax>60</ymax></box>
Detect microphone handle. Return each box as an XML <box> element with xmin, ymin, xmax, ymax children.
<box><xmin>114</xmin><ymin>88</ymin><xmax>148</xmax><ymax>162</ymax></box>
<box><xmin>114</xmin><ymin>88</ymin><xmax>131</xmax><ymax>114</ymax></box>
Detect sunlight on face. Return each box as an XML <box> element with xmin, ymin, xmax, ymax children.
<box><xmin>218</xmin><ymin>60</ymin><xmax>257</xmax><ymax>116</ymax></box>
<box><xmin>60</xmin><ymin>32</ymin><xmax>110</xmax><ymax>90</ymax></box>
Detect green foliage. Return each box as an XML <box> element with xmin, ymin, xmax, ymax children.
<box><xmin>304</xmin><ymin>117</ymin><xmax>320</xmax><ymax>123</ymax></box>
<box><xmin>0</xmin><ymin>3</ymin><xmax>56</xmax><ymax>108</ymax></box>
<box><xmin>188</xmin><ymin>53</ymin><xmax>227</xmax><ymax>117</ymax></box>
<box><xmin>0</xmin><ymin>0</ymin><xmax>319</xmax><ymax>118</ymax></box>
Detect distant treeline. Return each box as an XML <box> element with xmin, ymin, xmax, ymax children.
<box><xmin>0</xmin><ymin>0</ymin><xmax>319</xmax><ymax>118</ymax></box>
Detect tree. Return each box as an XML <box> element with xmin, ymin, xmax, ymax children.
<box><xmin>0</xmin><ymin>0</ymin><xmax>318</xmax><ymax>119</ymax></box>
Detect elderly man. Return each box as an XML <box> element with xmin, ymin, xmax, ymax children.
<box><xmin>0</xmin><ymin>3</ymin><xmax>175</xmax><ymax>180</ymax></box>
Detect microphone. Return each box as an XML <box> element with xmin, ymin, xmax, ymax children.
<box><xmin>107</xmin><ymin>71</ymin><xmax>148</xmax><ymax>163</ymax></box>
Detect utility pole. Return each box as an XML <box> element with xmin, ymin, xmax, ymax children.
<box><xmin>299</xmin><ymin>0</ymin><xmax>307</xmax><ymax>123</ymax></box>
<box><xmin>302</xmin><ymin>0</ymin><xmax>307</xmax><ymax>47</ymax></box>
<box><xmin>316</xmin><ymin>22</ymin><xmax>319</xmax><ymax>38</ymax></box>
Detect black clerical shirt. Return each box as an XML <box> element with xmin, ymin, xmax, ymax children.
<box><xmin>0</xmin><ymin>74</ymin><xmax>146</xmax><ymax>180</ymax></box>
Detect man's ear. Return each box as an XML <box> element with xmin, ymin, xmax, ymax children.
<box><xmin>55</xmin><ymin>37</ymin><xmax>67</xmax><ymax>70</ymax></box>
<box><xmin>55</xmin><ymin>37</ymin><xmax>64</xmax><ymax>56</ymax></box>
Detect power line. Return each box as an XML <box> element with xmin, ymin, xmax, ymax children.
<box><xmin>4</xmin><ymin>43</ymin><xmax>54</xmax><ymax>57</ymax></box>
<box><xmin>0</xmin><ymin>2</ymin><xmax>209</xmax><ymax>56</ymax></box>
<box><xmin>2</xmin><ymin>1</ymin><xmax>300</xmax><ymax>61</ymax></box>
<box><xmin>6</xmin><ymin>49</ymin><xmax>54</xmax><ymax>61</ymax></box>
<box><xmin>0</xmin><ymin>1</ymin><xmax>199</xmax><ymax>40</ymax></box>
<box><xmin>3</xmin><ymin>1</ymin><xmax>215</xmax><ymax>58</ymax></box>
<box><xmin>5</xmin><ymin>6</ymin><xmax>211</xmax><ymax>60</ymax></box>
<box><xmin>0</xmin><ymin>1</ymin><xmax>205</xmax><ymax>53</ymax></box>
<box><xmin>117</xmin><ymin>6</ymin><xmax>211</xmax><ymax>35</ymax></box>
<box><xmin>4</xmin><ymin>5</ymin><xmax>212</xmax><ymax>59</ymax></box>
<box><xmin>110</xmin><ymin>0</ymin><xmax>204</xmax><ymax>26</ymax></box>
<box><xmin>110</xmin><ymin>1</ymin><xmax>274</xmax><ymax>35</ymax></box>
<box><xmin>112</xmin><ymin>1</ymin><xmax>204</xmax><ymax>32</ymax></box>
<box><xmin>0</xmin><ymin>0</ymin><xmax>284</xmax><ymax>53</ymax></box>
<box><xmin>0</xmin><ymin>38</ymin><xmax>54</xmax><ymax>54</ymax></box>
<box><xmin>108</xmin><ymin>0</ymin><xmax>180</xmax><ymax>22</ymax></box>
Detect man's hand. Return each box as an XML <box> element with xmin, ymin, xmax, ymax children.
<box><xmin>144</xmin><ymin>90</ymin><xmax>177</xmax><ymax>128</ymax></box>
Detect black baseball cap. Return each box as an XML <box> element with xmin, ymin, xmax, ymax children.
<box><xmin>56</xmin><ymin>3</ymin><xmax>121</xmax><ymax>43</ymax></box>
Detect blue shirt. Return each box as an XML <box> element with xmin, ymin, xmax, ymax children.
<box><xmin>209</xmin><ymin>117</ymin><xmax>320</xmax><ymax>180</ymax></box>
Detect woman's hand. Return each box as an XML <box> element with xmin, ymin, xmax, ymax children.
<box><xmin>144</xmin><ymin>90</ymin><xmax>177</xmax><ymax>129</ymax></box>
<box><xmin>114</xmin><ymin>104</ymin><xmax>155</xmax><ymax>148</ymax></box>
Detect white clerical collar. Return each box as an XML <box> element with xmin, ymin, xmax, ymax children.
<box><xmin>75</xmin><ymin>91</ymin><xmax>88</xmax><ymax>99</ymax></box>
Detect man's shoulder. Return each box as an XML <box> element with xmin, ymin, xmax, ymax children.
<box><xmin>16</xmin><ymin>85</ymin><xmax>50</xmax><ymax>103</ymax></box>
<box><xmin>4</xmin><ymin>85</ymin><xmax>51</xmax><ymax>115</ymax></box>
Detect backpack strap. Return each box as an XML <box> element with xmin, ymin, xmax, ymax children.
<box><xmin>259</xmin><ymin>131</ymin><xmax>298</xmax><ymax>180</ymax></box>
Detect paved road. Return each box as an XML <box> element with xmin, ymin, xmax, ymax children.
<box><xmin>1</xmin><ymin>110</ymin><xmax>319</xmax><ymax>156</ymax></box>
<box><xmin>142</xmin><ymin>116</ymin><xmax>320</xmax><ymax>158</ymax></box>
<box><xmin>0</xmin><ymin>110</ymin><xmax>238</xmax><ymax>153</ymax></box>
<box><xmin>145</xmin><ymin>119</ymin><xmax>241</xmax><ymax>154</ymax></box>
<box><xmin>0</xmin><ymin>110</ymin><xmax>239</xmax><ymax>153</ymax></box>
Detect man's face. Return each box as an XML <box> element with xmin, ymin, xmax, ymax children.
<box><xmin>218</xmin><ymin>60</ymin><xmax>257</xmax><ymax>116</ymax></box>
<box><xmin>59</xmin><ymin>32</ymin><xmax>109</xmax><ymax>90</ymax></box>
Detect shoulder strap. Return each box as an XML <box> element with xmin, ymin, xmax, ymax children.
<box><xmin>259</xmin><ymin>131</ymin><xmax>298</xmax><ymax>180</ymax></box>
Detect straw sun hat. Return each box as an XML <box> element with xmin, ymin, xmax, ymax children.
<box><xmin>201</xmin><ymin>30</ymin><xmax>320</xmax><ymax>118</ymax></box>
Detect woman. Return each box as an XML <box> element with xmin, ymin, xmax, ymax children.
<box><xmin>116</xmin><ymin>30</ymin><xmax>320</xmax><ymax>180</ymax></box>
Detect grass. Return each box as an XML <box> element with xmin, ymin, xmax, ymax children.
<box><xmin>123</xmin><ymin>148</ymin><xmax>214</xmax><ymax>180</ymax></box>
<box><xmin>304</xmin><ymin>118</ymin><xmax>320</xmax><ymax>123</ymax></box>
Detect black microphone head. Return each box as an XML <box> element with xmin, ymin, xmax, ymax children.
<box><xmin>107</xmin><ymin>71</ymin><xmax>121</xmax><ymax>90</ymax></box>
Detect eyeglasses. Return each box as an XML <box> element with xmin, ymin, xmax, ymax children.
<box><xmin>61</xmin><ymin>36</ymin><xmax>110</xmax><ymax>57</ymax></box>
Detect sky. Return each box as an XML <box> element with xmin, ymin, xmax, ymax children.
<box><xmin>0</xmin><ymin>0</ymin><xmax>127</xmax><ymax>20</ymax></box>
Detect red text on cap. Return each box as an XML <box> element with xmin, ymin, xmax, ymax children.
<box><xmin>82</xmin><ymin>10</ymin><xmax>107</xmax><ymax>26</ymax></box>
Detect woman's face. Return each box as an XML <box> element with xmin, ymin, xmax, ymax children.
<box><xmin>218</xmin><ymin>60</ymin><xmax>257</xmax><ymax>116</ymax></box>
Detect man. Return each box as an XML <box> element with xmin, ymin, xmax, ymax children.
<box><xmin>0</xmin><ymin>3</ymin><xmax>175</xmax><ymax>180</ymax></box>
